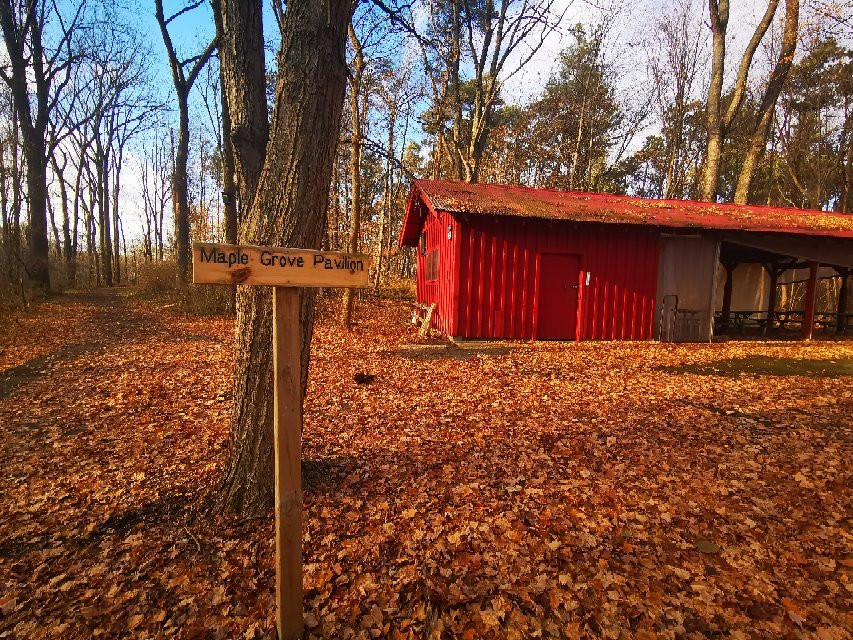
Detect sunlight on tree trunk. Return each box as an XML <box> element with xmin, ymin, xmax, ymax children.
<box><xmin>341</xmin><ymin>23</ymin><xmax>365</xmax><ymax>330</ymax></box>
<box><xmin>701</xmin><ymin>0</ymin><xmax>778</xmax><ymax>201</ymax></box>
<box><xmin>217</xmin><ymin>0</ymin><xmax>352</xmax><ymax>516</ymax></box>
<box><xmin>734</xmin><ymin>0</ymin><xmax>800</xmax><ymax>204</ymax></box>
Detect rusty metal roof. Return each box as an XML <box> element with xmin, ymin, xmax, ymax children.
<box><xmin>399</xmin><ymin>179</ymin><xmax>853</xmax><ymax>246</ymax></box>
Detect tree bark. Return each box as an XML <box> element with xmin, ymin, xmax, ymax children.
<box><xmin>734</xmin><ymin>0</ymin><xmax>799</xmax><ymax>204</ymax></box>
<box><xmin>10</xmin><ymin>104</ymin><xmax>21</xmax><ymax>253</ymax></box>
<box><xmin>841</xmin><ymin>111</ymin><xmax>852</xmax><ymax>213</ymax></box>
<box><xmin>701</xmin><ymin>0</ymin><xmax>729</xmax><ymax>201</ymax></box>
<box><xmin>213</xmin><ymin>0</ymin><xmax>239</xmax><ymax>311</ymax></box>
<box><xmin>173</xmin><ymin>95</ymin><xmax>191</xmax><ymax>283</ymax></box>
<box><xmin>341</xmin><ymin>23</ymin><xmax>364</xmax><ymax>329</ymax></box>
<box><xmin>155</xmin><ymin>0</ymin><xmax>216</xmax><ymax>285</ymax></box>
<box><xmin>218</xmin><ymin>0</ymin><xmax>268</xmax><ymax>211</ymax></box>
<box><xmin>112</xmin><ymin>142</ymin><xmax>124</xmax><ymax>284</ymax></box>
<box><xmin>70</xmin><ymin>154</ymin><xmax>83</xmax><ymax>286</ymax></box>
<box><xmin>21</xmin><ymin>129</ymin><xmax>51</xmax><ymax>288</ymax></box>
<box><xmin>0</xmin><ymin>1</ymin><xmax>51</xmax><ymax>291</ymax></box>
<box><xmin>0</xmin><ymin>138</ymin><xmax>8</xmax><ymax>264</ymax></box>
<box><xmin>51</xmin><ymin>155</ymin><xmax>73</xmax><ymax>285</ymax></box>
<box><xmin>374</xmin><ymin>102</ymin><xmax>396</xmax><ymax>290</ymax></box>
<box><xmin>95</xmin><ymin>135</ymin><xmax>113</xmax><ymax>287</ymax></box>
<box><xmin>217</xmin><ymin>0</ymin><xmax>352</xmax><ymax>516</ymax></box>
<box><xmin>48</xmin><ymin>192</ymin><xmax>60</xmax><ymax>258</ymax></box>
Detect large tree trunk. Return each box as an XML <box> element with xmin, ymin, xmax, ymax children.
<box><xmin>700</xmin><ymin>0</ymin><xmax>728</xmax><ymax>201</ymax></box>
<box><xmin>22</xmin><ymin>134</ymin><xmax>51</xmax><ymax>289</ymax></box>
<box><xmin>218</xmin><ymin>0</ymin><xmax>268</xmax><ymax>211</ymax></box>
<box><xmin>96</xmin><ymin>138</ymin><xmax>113</xmax><ymax>287</ymax></box>
<box><xmin>340</xmin><ymin>23</ymin><xmax>364</xmax><ymax>329</ymax></box>
<box><xmin>734</xmin><ymin>0</ymin><xmax>800</xmax><ymax>205</ymax></box>
<box><xmin>217</xmin><ymin>0</ymin><xmax>352</xmax><ymax>516</ymax></box>
<box><xmin>701</xmin><ymin>0</ymin><xmax>778</xmax><ymax>202</ymax></box>
<box><xmin>0</xmin><ymin>1</ymin><xmax>51</xmax><ymax>292</ymax></box>
<box><xmin>221</xmin><ymin>93</ymin><xmax>239</xmax><ymax>308</ymax></box>
<box><xmin>174</xmin><ymin>98</ymin><xmax>191</xmax><ymax>284</ymax></box>
<box><xmin>839</xmin><ymin>107</ymin><xmax>853</xmax><ymax>214</ymax></box>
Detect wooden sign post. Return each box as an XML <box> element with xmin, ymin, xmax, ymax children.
<box><xmin>193</xmin><ymin>242</ymin><xmax>370</xmax><ymax>640</ymax></box>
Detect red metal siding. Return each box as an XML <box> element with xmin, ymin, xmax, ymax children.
<box><xmin>453</xmin><ymin>216</ymin><xmax>660</xmax><ymax>340</ymax></box>
<box><xmin>414</xmin><ymin>200</ymin><xmax>459</xmax><ymax>334</ymax></box>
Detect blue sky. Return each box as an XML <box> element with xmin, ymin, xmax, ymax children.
<box><xmin>136</xmin><ymin>1</ymin><xmax>281</xmax><ymax>100</ymax></box>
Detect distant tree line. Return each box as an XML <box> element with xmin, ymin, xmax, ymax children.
<box><xmin>1</xmin><ymin>0</ymin><xmax>850</xmax><ymax>311</ymax></box>
<box><xmin>0</xmin><ymin>0</ymin><xmax>169</xmax><ymax>304</ymax></box>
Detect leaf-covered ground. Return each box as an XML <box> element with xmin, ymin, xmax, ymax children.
<box><xmin>1</xmin><ymin>290</ymin><xmax>851</xmax><ymax>640</ymax></box>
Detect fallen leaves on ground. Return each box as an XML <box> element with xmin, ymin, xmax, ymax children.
<box><xmin>0</xmin><ymin>289</ymin><xmax>851</xmax><ymax>639</ymax></box>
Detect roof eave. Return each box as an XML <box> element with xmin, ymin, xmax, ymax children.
<box><xmin>398</xmin><ymin>182</ymin><xmax>444</xmax><ymax>247</ymax></box>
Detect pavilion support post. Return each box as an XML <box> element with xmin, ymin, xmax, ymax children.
<box><xmin>720</xmin><ymin>261</ymin><xmax>736</xmax><ymax>333</ymax></box>
<box><xmin>764</xmin><ymin>263</ymin><xmax>779</xmax><ymax>337</ymax></box>
<box><xmin>272</xmin><ymin>286</ymin><xmax>304</xmax><ymax>640</ymax></box>
<box><xmin>837</xmin><ymin>268</ymin><xmax>849</xmax><ymax>334</ymax></box>
<box><xmin>802</xmin><ymin>262</ymin><xmax>818</xmax><ymax>340</ymax></box>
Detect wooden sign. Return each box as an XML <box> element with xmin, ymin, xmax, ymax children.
<box><xmin>192</xmin><ymin>242</ymin><xmax>371</xmax><ymax>288</ymax></box>
<box><xmin>193</xmin><ymin>241</ymin><xmax>371</xmax><ymax>640</ymax></box>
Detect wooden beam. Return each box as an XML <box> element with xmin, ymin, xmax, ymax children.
<box><xmin>722</xmin><ymin>233</ymin><xmax>853</xmax><ymax>269</ymax></box>
<box><xmin>764</xmin><ymin>263</ymin><xmax>779</xmax><ymax>336</ymax></box>
<box><xmin>837</xmin><ymin>268</ymin><xmax>849</xmax><ymax>334</ymax></box>
<box><xmin>272</xmin><ymin>287</ymin><xmax>303</xmax><ymax>640</ymax></box>
<box><xmin>720</xmin><ymin>262</ymin><xmax>736</xmax><ymax>333</ymax></box>
<box><xmin>802</xmin><ymin>262</ymin><xmax>818</xmax><ymax>340</ymax></box>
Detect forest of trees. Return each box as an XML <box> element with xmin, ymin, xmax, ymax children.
<box><xmin>0</xmin><ymin>0</ymin><xmax>850</xmax><ymax>308</ymax></box>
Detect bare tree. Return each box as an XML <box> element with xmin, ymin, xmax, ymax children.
<box><xmin>436</xmin><ymin>0</ymin><xmax>565</xmax><ymax>182</ymax></box>
<box><xmin>0</xmin><ymin>0</ymin><xmax>87</xmax><ymax>291</ymax></box>
<box><xmin>372</xmin><ymin>62</ymin><xmax>417</xmax><ymax>289</ymax></box>
<box><xmin>140</xmin><ymin>131</ymin><xmax>172</xmax><ymax>262</ymax></box>
<box><xmin>74</xmin><ymin>16</ymin><xmax>161</xmax><ymax>286</ymax></box>
<box><xmin>154</xmin><ymin>0</ymin><xmax>216</xmax><ymax>284</ymax></box>
<box><xmin>701</xmin><ymin>0</ymin><xmax>780</xmax><ymax>201</ymax></box>
<box><xmin>375</xmin><ymin>0</ymin><xmax>565</xmax><ymax>183</ymax></box>
<box><xmin>648</xmin><ymin>0</ymin><xmax>705</xmax><ymax>199</ymax></box>
<box><xmin>734</xmin><ymin>0</ymin><xmax>800</xmax><ymax>203</ymax></box>
<box><xmin>340</xmin><ymin>23</ymin><xmax>365</xmax><ymax>329</ymax></box>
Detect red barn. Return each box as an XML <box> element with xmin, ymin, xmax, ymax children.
<box><xmin>399</xmin><ymin>179</ymin><xmax>853</xmax><ymax>341</ymax></box>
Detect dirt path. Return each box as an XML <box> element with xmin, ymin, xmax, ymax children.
<box><xmin>0</xmin><ymin>290</ymin><xmax>161</xmax><ymax>398</ymax></box>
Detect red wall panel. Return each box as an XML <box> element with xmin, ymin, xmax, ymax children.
<box><xmin>414</xmin><ymin>201</ymin><xmax>461</xmax><ymax>334</ymax></box>
<box><xmin>446</xmin><ymin>216</ymin><xmax>660</xmax><ymax>340</ymax></box>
